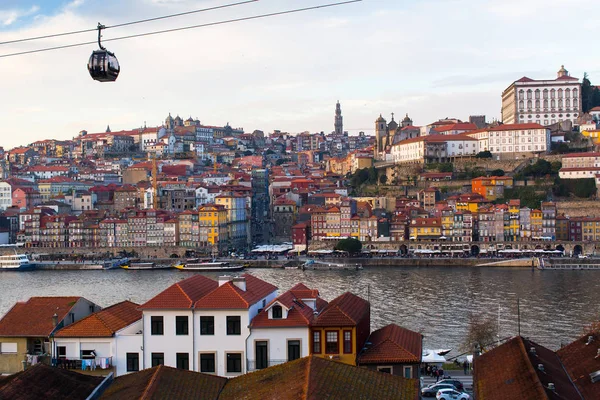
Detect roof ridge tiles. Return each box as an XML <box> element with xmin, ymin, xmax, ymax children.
<box><xmin>140</xmin><ymin>365</ymin><xmax>162</xmax><ymax>400</ymax></box>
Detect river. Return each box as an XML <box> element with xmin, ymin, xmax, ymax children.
<box><xmin>1</xmin><ymin>266</ymin><xmax>598</xmax><ymax>356</ymax></box>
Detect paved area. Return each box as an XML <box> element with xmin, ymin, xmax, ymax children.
<box><xmin>422</xmin><ymin>371</ymin><xmax>474</xmax><ymax>397</ymax></box>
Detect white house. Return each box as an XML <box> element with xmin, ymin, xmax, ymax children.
<box><xmin>0</xmin><ymin>181</ymin><xmax>12</xmax><ymax>210</ymax></box>
<box><xmin>52</xmin><ymin>301</ymin><xmax>142</xmax><ymax>376</ymax></box>
<box><xmin>139</xmin><ymin>274</ymin><xmax>277</xmax><ymax>377</ymax></box>
<box><xmin>246</xmin><ymin>283</ymin><xmax>327</xmax><ymax>372</ymax></box>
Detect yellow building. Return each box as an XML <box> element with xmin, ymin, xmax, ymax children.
<box><xmin>506</xmin><ymin>200</ymin><xmax>521</xmax><ymax>241</ymax></box>
<box><xmin>310</xmin><ymin>292</ymin><xmax>370</xmax><ymax>366</ymax></box>
<box><xmin>531</xmin><ymin>209</ymin><xmax>543</xmax><ymax>239</ymax></box>
<box><xmin>199</xmin><ymin>204</ymin><xmax>228</xmax><ymax>254</ymax></box>
<box><xmin>581</xmin><ymin>128</ymin><xmax>600</xmax><ymax>144</ymax></box>
<box><xmin>409</xmin><ymin>217</ymin><xmax>442</xmax><ymax>240</ymax></box>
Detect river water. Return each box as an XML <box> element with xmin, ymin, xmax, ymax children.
<box><xmin>1</xmin><ymin>266</ymin><xmax>598</xmax><ymax>355</ymax></box>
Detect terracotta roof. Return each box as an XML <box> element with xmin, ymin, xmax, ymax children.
<box><xmin>54</xmin><ymin>301</ymin><xmax>141</xmax><ymax>338</ymax></box>
<box><xmin>474</xmin><ymin>336</ymin><xmax>580</xmax><ymax>400</ymax></box>
<box><xmin>219</xmin><ymin>356</ymin><xmax>419</xmax><ymax>400</ymax></box>
<box><xmin>312</xmin><ymin>292</ymin><xmax>369</xmax><ymax>327</ymax></box>
<box><xmin>487</xmin><ymin>123</ymin><xmax>546</xmax><ymax>131</ymax></box>
<box><xmin>140</xmin><ymin>275</ymin><xmax>217</xmax><ymax>309</ymax></box>
<box><xmin>101</xmin><ymin>365</ymin><xmax>227</xmax><ymax>400</ymax></box>
<box><xmin>0</xmin><ymin>364</ymin><xmax>103</xmax><ymax>400</ymax></box>
<box><xmin>194</xmin><ymin>274</ymin><xmax>277</xmax><ymax>309</ymax></box>
<box><xmin>561</xmin><ymin>152</ymin><xmax>600</xmax><ymax>159</ymax></box>
<box><xmin>556</xmin><ymin>331</ymin><xmax>600</xmax><ymax>399</ymax></box>
<box><xmin>358</xmin><ymin>324</ymin><xmax>422</xmax><ymax>364</ymax></box>
<box><xmin>0</xmin><ymin>296</ymin><xmax>84</xmax><ymax>337</ymax></box>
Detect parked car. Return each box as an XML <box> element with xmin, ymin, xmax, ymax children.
<box><xmin>436</xmin><ymin>388</ymin><xmax>471</xmax><ymax>400</ymax></box>
<box><xmin>421</xmin><ymin>383</ymin><xmax>458</xmax><ymax>397</ymax></box>
<box><xmin>436</xmin><ymin>379</ymin><xmax>464</xmax><ymax>391</ymax></box>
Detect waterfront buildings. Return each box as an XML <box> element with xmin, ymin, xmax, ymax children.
<box><xmin>501</xmin><ymin>65</ymin><xmax>582</xmax><ymax>126</ymax></box>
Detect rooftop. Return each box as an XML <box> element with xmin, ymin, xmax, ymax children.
<box><xmin>54</xmin><ymin>301</ymin><xmax>141</xmax><ymax>338</ymax></box>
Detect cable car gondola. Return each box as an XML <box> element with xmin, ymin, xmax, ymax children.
<box><xmin>88</xmin><ymin>23</ymin><xmax>120</xmax><ymax>82</ymax></box>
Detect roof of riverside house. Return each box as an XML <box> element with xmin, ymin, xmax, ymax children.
<box><xmin>100</xmin><ymin>365</ymin><xmax>227</xmax><ymax>400</ymax></box>
<box><xmin>219</xmin><ymin>355</ymin><xmax>419</xmax><ymax>400</ymax></box>
<box><xmin>474</xmin><ymin>336</ymin><xmax>581</xmax><ymax>400</ymax></box>
<box><xmin>0</xmin><ymin>296</ymin><xmax>84</xmax><ymax>337</ymax></box>
<box><xmin>358</xmin><ymin>324</ymin><xmax>422</xmax><ymax>364</ymax></box>
<box><xmin>0</xmin><ymin>364</ymin><xmax>103</xmax><ymax>400</ymax></box>
<box><xmin>312</xmin><ymin>292</ymin><xmax>370</xmax><ymax>327</ymax></box>
<box><xmin>556</xmin><ymin>331</ymin><xmax>600</xmax><ymax>399</ymax></box>
<box><xmin>194</xmin><ymin>274</ymin><xmax>277</xmax><ymax>309</ymax></box>
<box><xmin>54</xmin><ymin>301</ymin><xmax>141</xmax><ymax>338</ymax></box>
<box><xmin>139</xmin><ymin>275</ymin><xmax>218</xmax><ymax>310</ymax></box>
<box><xmin>250</xmin><ymin>283</ymin><xmax>328</xmax><ymax>328</ymax></box>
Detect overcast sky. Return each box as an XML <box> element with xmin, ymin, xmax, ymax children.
<box><xmin>0</xmin><ymin>0</ymin><xmax>599</xmax><ymax>149</ymax></box>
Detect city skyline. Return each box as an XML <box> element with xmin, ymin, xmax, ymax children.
<box><xmin>1</xmin><ymin>0</ymin><xmax>599</xmax><ymax>148</ymax></box>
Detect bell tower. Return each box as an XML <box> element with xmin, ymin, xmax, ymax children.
<box><xmin>375</xmin><ymin>114</ymin><xmax>387</xmax><ymax>159</ymax></box>
<box><xmin>334</xmin><ymin>101</ymin><xmax>343</xmax><ymax>135</ymax></box>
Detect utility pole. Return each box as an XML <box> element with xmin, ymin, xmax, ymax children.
<box><xmin>517</xmin><ymin>297</ymin><xmax>521</xmax><ymax>337</ymax></box>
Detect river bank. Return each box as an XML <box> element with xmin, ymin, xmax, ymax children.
<box><xmin>29</xmin><ymin>257</ymin><xmax>541</xmax><ymax>270</ymax></box>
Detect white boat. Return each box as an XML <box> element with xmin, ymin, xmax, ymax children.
<box><xmin>121</xmin><ymin>262</ymin><xmax>171</xmax><ymax>270</ymax></box>
<box><xmin>174</xmin><ymin>261</ymin><xmax>245</xmax><ymax>272</ymax></box>
<box><xmin>0</xmin><ymin>245</ymin><xmax>34</xmax><ymax>271</ymax></box>
<box><xmin>302</xmin><ymin>259</ymin><xmax>363</xmax><ymax>271</ymax></box>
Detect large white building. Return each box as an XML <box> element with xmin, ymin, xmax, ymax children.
<box><xmin>501</xmin><ymin>65</ymin><xmax>581</xmax><ymax>126</ymax></box>
<box><xmin>467</xmin><ymin>123</ymin><xmax>551</xmax><ymax>156</ymax></box>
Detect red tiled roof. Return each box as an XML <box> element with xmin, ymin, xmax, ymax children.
<box><xmin>561</xmin><ymin>151</ymin><xmax>600</xmax><ymax>158</ymax></box>
<box><xmin>312</xmin><ymin>292</ymin><xmax>369</xmax><ymax>327</ymax></box>
<box><xmin>358</xmin><ymin>324</ymin><xmax>422</xmax><ymax>364</ymax></box>
<box><xmin>556</xmin><ymin>331</ymin><xmax>600</xmax><ymax>399</ymax></box>
<box><xmin>219</xmin><ymin>356</ymin><xmax>419</xmax><ymax>400</ymax></box>
<box><xmin>54</xmin><ymin>301</ymin><xmax>141</xmax><ymax>338</ymax></box>
<box><xmin>140</xmin><ymin>275</ymin><xmax>218</xmax><ymax>309</ymax></box>
<box><xmin>474</xmin><ymin>336</ymin><xmax>580</xmax><ymax>400</ymax></box>
<box><xmin>101</xmin><ymin>365</ymin><xmax>227</xmax><ymax>400</ymax></box>
<box><xmin>487</xmin><ymin>123</ymin><xmax>546</xmax><ymax>131</ymax></box>
<box><xmin>194</xmin><ymin>274</ymin><xmax>277</xmax><ymax>309</ymax></box>
<box><xmin>0</xmin><ymin>297</ymin><xmax>83</xmax><ymax>337</ymax></box>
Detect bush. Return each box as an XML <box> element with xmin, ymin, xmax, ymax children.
<box><xmin>334</xmin><ymin>238</ymin><xmax>363</xmax><ymax>253</ymax></box>
<box><xmin>379</xmin><ymin>174</ymin><xmax>388</xmax><ymax>184</ymax></box>
<box><xmin>490</xmin><ymin>169</ymin><xmax>505</xmax><ymax>177</ymax></box>
<box><xmin>553</xmin><ymin>178</ymin><xmax>596</xmax><ymax>198</ymax></box>
<box><xmin>476</xmin><ymin>151</ymin><xmax>493</xmax><ymax>159</ymax></box>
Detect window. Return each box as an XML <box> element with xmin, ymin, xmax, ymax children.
<box><xmin>151</xmin><ymin>353</ymin><xmax>164</xmax><ymax>367</ymax></box>
<box><xmin>126</xmin><ymin>353</ymin><xmax>139</xmax><ymax>372</ymax></box>
<box><xmin>150</xmin><ymin>316</ymin><xmax>164</xmax><ymax>335</ymax></box>
<box><xmin>343</xmin><ymin>331</ymin><xmax>352</xmax><ymax>354</ymax></box>
<box><xmin>176</xmin><ymin>316</ymin><xmax>189</xmax><ymax>335</ymax></box>
<box><xmin>378</xmin><ymin>366</ymin><xmax>392</xmax><ymax>374</ymax></box>
<box><xmin>326</xmin><ymin>331</ymin><xmax>339</xmax><ymax>354</ymax></box>
<box><xmin>403</xmin><ymin>366</ymin><xmax>412</xmax><ymax>378</ymax></box>
<box><xmin>272</xmin><ymin>305</ymin><xmax>282</xmax><ymax>319</ymax></box>
<box><xmin>226</xmin><ymin>316</ymin><xmax>241</xmax><ymax>335</ymax></box>
<box><xmin>200</xmin><ymin>353</ymin><xmax>216</xmax><ymax>373</ymax></box>
<box><xmin>0</xmin><ymin>342</ymin><xmax>17</xmax><ymax>354</ymax></box>
<box><xmin>226</xmin><ymin>353</ymin><xmax>242</xmax><ymax>373</ymax></box>
<box><xmin>200</xmin><ymin>316</ymin><xmax>214</xmax><ymax>335</ymax></box>
<box><xmin>313</xmin><ymin>331</ymin><xmax>321</xmax><ymax>353</ymax></box>
<box><xmin>288</xmin><ymin>340</ymin><xmax>301</xmax><ymax>361</ymax></box>
<box><xmin>176</xmin><ymin>353</ymin><xmax>189</xmax><ymax>370</ymax></box>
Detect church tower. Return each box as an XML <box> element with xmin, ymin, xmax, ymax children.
<box><xmin>401</xmin><ymin>113</ymin><xmax>413</xmax><ymax>128</ymax></box>
<box><xmin>375</xmin><ymin>114</ymin><xmax>387</xmax><ymax>159</ymax></box>
<box><xmin>334</xmin><ymin>101</ymin><xmax>343</xmax><ymax>135</ymax></box>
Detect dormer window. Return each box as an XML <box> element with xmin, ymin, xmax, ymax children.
<box><xmin>272</xmin><ymin>305</ymin><xmax>283</xmax><ymax>319</ymax></box>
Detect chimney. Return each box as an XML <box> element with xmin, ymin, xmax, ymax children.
<box><xmin>232</xmin><ymin>276</ymin><xmax>246</xmax><ymax>291</ymax></box>
<box><xmin>52</xmin><ymin>313</ymin><xmax>58</xmax><ymax>327</ymax></box>
<box><xmin>218</xmin><ymin>276</ymin><xmax>233</xmax><ymax>286</ymax></box>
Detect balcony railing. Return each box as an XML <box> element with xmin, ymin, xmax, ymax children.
<box><xmin>52</xmin><ymin>356</ymin><xmax>113</xmax><ymax>371</ymax></box>
<box><xmin>247</xmin><ymin>359</ymin><xmax>287</xmax><ymax>371</ymax></box>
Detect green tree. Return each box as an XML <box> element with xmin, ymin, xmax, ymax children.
<box><xmin>367</xmin><ymin>166</ymin><xmax>378</xmax><ymax>184</ymax></box>
<box><xmin>490</xmin><ymin>169</ymin><xmax>505</xmax><ymax>177</ymax></box>
<box><xmin>439</xmin><ymin>163</ymin><xmax>453</xmax><ymax>173</ymax></box>
<box><xmin>379</xmin><ymin>174</ymin><xmax>388</xmax><ymax>184</ymax></box>
<box><xmin>476</xmin><ymin>150</ymin><xmax>493</xmax><ymax>159</ymax></box>
<box><xmin>550</xmin><ymin>161</ymin><xmax>562</xmax><ymax>175</ymax></box>
<box><xmin>334</xmin><ymin>238</ymin><xmax>363</xmax><ymax>253</ymax></box>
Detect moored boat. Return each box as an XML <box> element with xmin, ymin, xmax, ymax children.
<box><xmin>174</xmin><ymin>261</ymin><xmax>244</xmax><ymax>272</ymax></box>
<box><xmin>0</xmin><ymin>245</ymin><xmax>35</xmax><ymax>271</ymax></box>
<box><xmin>121</xmin><ymin>262</ymin><xmax>171</xmax><ymax>270</ymax></box>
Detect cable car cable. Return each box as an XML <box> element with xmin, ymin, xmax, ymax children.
<box><xmin>0</xmin><ymin>0</ymin><xmax>258</xmax><ymax>46</ymax></box>
<box><xmin>0</xmin><ymin>0</ymin><xmax>362</xmax><ymax>59</ymax></box>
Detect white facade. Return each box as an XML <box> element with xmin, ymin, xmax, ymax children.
<box><xmin>477</xmin><ymin>125</ymin><xmax>550</xmax><ymax>155</ymax></box>
<box><xmin>390</xmin><ymin>139</ymin><xmax>425</xmax><ymax>163</ymax></box>
<box><xmin>246</xmin><ymin>327</ymin><xmax>308</xmax><ymax>371</ymax></box>
<box><xmin>501</xmin><ymin>66</ymin><xmax>581</xmax><ymax>126</ymax></box>
<box><xmin>53</xmin><ymin>320</ymin><xmax>142</xmax><ymax>377</ymax></box>
<box><xmin>143</xmin><ymin>310</ymin><xmax>194</xmax><ymax>371</ymax></box>
<box><xmin>0</xmin><ymin>182</ymin><xmax>12</xmax><ymax>210</ymax></box>
<box><xmin>558</xmin><ymin>168</ymin><xmax>600</xmax><ymax>179</ymax></box>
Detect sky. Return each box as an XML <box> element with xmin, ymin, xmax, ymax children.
<box><xmin>1</xmin><ymin>0</ymin><xmax>599</xmax><ymax>149</ymax></box>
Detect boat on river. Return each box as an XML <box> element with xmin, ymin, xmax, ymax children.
<box><xmin>302</xmin><ymin>259</ymin><xmax>362</xmax><ymax>271</ymax></box>
<box><xmin>174</xmin><ymin>259</ymin><xmax>244</xmax><ymax>272</ymax></box>
<box><xmin>0</xmin><ymin>245</ymin><xmax>34</xmax><ymax>271</ymax></box>
<box><xmin>121</xmin><ymin>262</ymin><xmax>171</xmax><ymax>270</ymax></box>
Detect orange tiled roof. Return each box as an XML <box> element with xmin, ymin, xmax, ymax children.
<box><xmin>219</xmin><ymin>356</ymin><xmax>419</xmax><ymax>400</ymax></box>
<box><xmin>0</xmin><ymin>297</ymin><xmax>83</xmax><ymax>337</ymax></box>
<box><xmin>140</xmin><ymin>275</ymin><xmax>217</xmax><ymax>309</ymax></box>
<box><xmin>194</xmin><ymin>274</ymin><xmax>277</xmax><ymax>309</ymax></box>
<box><xmin>358</xmin><ymin>324</ymin><xmax>422</xmax><ymax>364</ymax></box>
<box><xmin>101</xmin><ymin>365</ymin><xmax>227</xmax><ymax>400</ymax></box>
<box><xmin>54</xmin><ymin>301</ymin><xmax>141</xmax><ymax>338</ymax></box>
<box><xmin>556</xmin><ymin>331</ymin><xmax>600</xmax><ymax>399</ymax></box>
<box><xmin>312</xmin><ymin>292</ymin><xmax>369</xmax><ymax>327</ymax></box>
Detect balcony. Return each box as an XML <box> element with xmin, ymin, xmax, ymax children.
<box><xmin>247</xmin><ymin>359</ymin><xmax>287</xmax><ymax>372</ymax></box>
<box><xmin>52</xmin><ymin>357</ymin><xmax>114</xmax><ymax>374</ymax></box>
